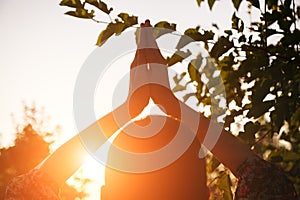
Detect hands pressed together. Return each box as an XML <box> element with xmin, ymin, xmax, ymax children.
<box><xmin>126</xmin><ymin>20</ymin><xmax>180</xmax><ymax>121</ymax></box>
<box><xmin>123</xmin><ymin>20</ymin><xmax>256</xmax><ymax>177</ymax></box>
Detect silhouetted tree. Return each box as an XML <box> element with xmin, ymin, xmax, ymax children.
<box><xmin>0</xmin><ymin>104</ymin><xmax>90</xmax><ymax>199</ymax></box>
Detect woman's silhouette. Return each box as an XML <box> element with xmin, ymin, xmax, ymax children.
<box><xmin>5</xmin><ymin>20</ymin><xmax>297</xmax><ymax>200</ymax></box>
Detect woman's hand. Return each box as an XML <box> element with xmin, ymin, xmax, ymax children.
<box><xmin>136</xmin><ymin>21</ymin><xmax>181</xmax><ymax>120</ymax></box>
<box><xmin>126</xmin><ymin>21</ymin><xmax>155</xmax><ymax>119</ymax></box>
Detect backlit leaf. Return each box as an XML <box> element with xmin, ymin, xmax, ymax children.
<box><xmin>207</xmin><ymin>156</ymin><xmax>220</xmax><ymax>173</ymax></box>
<box><xmin>166</xmin><ymin>50</ymin><xmax>192</xmax><ymax>66</ymax></box>
<box><xmin>249</xmin><ymin>0</ymin><xmax>260</xmax><ymax>9</ymax></box>
<box><xmin>96</xmin><ymin>13</ymin><xmax>138</xmax><ymax>46</ymax></box>
<box><xmin>247</xmin><ymin>100</ymin><xmax>275</xmax><ymax>118</ymax></box>
<box><xmin>154</xmin><ymin>21</ymin><xmax>176</xmax><ymax>38</ymax></box>
<box><xmin>182</xmin><ymin>93</ymin><xmax>194</xmax><ymax>102</ymax></box>
<box><xmin>176</xmin><ymin>29</ymin><xmax>214</xmax><ymax>49</ymax></box>
<box><xmin>60</xmin><ymin>0</ymin><xmax>82</xmax><ymax>8</ymax></box>
<box><xmin>218</xmin><ymin>171</ymin><xmax>233</xmax><ymax>200</ymax></box>
<box><xmin>172</xmin><ymin>84</ymin><xmax>187</xmax><ymax>92</ymax></box>
<box><xmin>85</xmin><ymin>0</ymin><xmax>98</xmax><ymax>8</ymax></box>
<box><xmin>210</xmin><ymin>36</ymin><xmax>233</xmax><ymax>59</ymax></box>
<box><xmin>188</xmin><ymin>60</ymin><xmax>202</xmax><ymax>83</ymax></box>
<box><xmin>98</xmin><ymin>1</ymin><xmax>113</xmax><ymax>14</ymax></box>
<box><xmin>208</xmin><ymin>0</ymin><xmax>215</xmax><ymax>10</ymax></box>
<box><xmin>232</xmin><ymin>0</ymin><xmax>242</xmax><ymax>10</ymax></box>
<box><xmin>65</xmin><ymin>8</ymin><xmax>94</xmax><ymax>19</ymax></box>
<box><xmin>196</xmin><ymin>0</ymin><xmax>204</xmax><ymax>6</ymax></box>
<box><xmin>96</xmin><ymin>22</ymin><xmax>123</xmax><ymax>46</ymax></box>
<box><xmin>244</xmin><ymin>122</ymin><xmax>260</xmax><ymax>135</ymax></box>
<box><xmin>85</xmin><ymin>0</ymin><xmax>113</xmax><ymax>14</ymax></box>
<box><xmin>118</xmin><ymin>13</ymin><xmax>138</xmax><ymax>27</ymax></box>
<box><xmin>96</xmin><ymin>24</ymin><xmax>115</xmax><ymax>46</ymax></box>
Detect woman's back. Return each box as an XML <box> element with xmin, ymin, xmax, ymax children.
<box><xmin>101</xmin><ymin>115</ymin><xmax>209</xmax><ymax>200</ymax></box>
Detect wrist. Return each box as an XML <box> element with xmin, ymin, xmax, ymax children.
<box><xmin>132</xmin><ymin>49</ymin><xmax>166</xmax><ymax>65</ymax></box>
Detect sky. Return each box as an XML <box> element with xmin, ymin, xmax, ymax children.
<box><xmin>0</xmin><ymin>0</ymin><xmax>258</xmax><ymax>199</ymax></box>
<box><xmin>0</xmin><ymin>0</ymin><xmax>258</xmax><ymax>144</ymax></box>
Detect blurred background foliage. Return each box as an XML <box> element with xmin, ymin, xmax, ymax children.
<box><xmin>0</xmin><ymin>103</ymin><xmax>90</xmax><ymax>200</ymax></box>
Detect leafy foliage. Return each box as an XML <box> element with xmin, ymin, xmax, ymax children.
<box><xmin>0</xmin><ymin>104</ymin><xmax>89</xmax><ymax>199</ymax></box>
<box><xmin>154</xmin><ymin>21</ymin><xmax>177</xmax><ymax>38</ymax></box>
<box><xmin>60</xmin><ymin>0</ymin><xmax>112</xmax><ymax>16</ymax></box>
<box><xmin>96</xmin><ymin>13</ymin><xmax>138</xmax><ymax>46</ymax></box>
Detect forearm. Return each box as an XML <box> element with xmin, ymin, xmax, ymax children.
<box><xmin>39</xmin><ymin>134</ymin><xmax>87</xmax><ymax>185</ymax></box>
<box><xmin>209</xmin><ymin>127</ymin><xmax>254</xmax><ymax>176</ymax></box>
<box><xmin>39</xmin><ymin>103</ymin><xmax>131</xmax><ymax>185</ymax></box>
<box><xmin>180</xmin><ymin>102</ymin><xmax>254</xmax><ymax>176</ymax></box>
<box><xmin>165</xmin><ymin>99</ymin><xmax>254</xmax><ymax>176</ymax></box>
<box><xmin>98</xmin><ymin>102</ymin><xmax>132</xmax><ymax>138</ymax></box>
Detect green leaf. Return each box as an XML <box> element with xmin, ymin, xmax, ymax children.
<box><xmin>96</xmin><ymin>13</ymin><xmax>138</xmax><ymax>46</ymax></box>
<box><xmin>270</xmin><ymin>155</ymin><xmax>283</xmax><ymax>162</ymax></box>
<box><xmin>176</xmin><ymin>28</ymin><xmax>214</xmax><ymax>49</ymax></box>
<box><xmin>118</xmin><ymin>13</ymin><xmax>138</xmax><ymax>27</ymax></box>
<box><xmin>208</xmin><ymin>0</ymin><xmax>215</xmax><ymax>10</ymax></box>
<box><xmin>65</xmin><ymin>8</ymin><xmax>94</xmax><ymax>19</ymax></box>
<box><xmin>196</xmin><ymin>0</ymin><xmax>203</xmax><ymax>6</ymax></box>
<box><xmin>207</xmin><ymin>156</ymin><xmax>221</xmax><ymax>172</ymax></box>
<box><xmin>155</xmin><ymin>21</ymin><xmax>176</xmax><ymax>30</ymax></box>
<box><xmin>244</xmin><ymin>122</ymin><xmax>260</xmax><ymax>135</ymax></box>
<box><xmin>182</xmin><ymin>93</ymin><xmax>194</xmax><ymax>102</ymax></box>
<box><xmin>85</xmin><ymin>0</ymin><xmax>113</xmax><ymax>14</ymax></box>
<box><xmin>188</xmin><ymin>60</ymin><xmax>202</xmax><ymax>83</ymax></box>
<box><xmin>283</xmin><ymin>151</ymin><xmax>300</xmax><ymax>161</ymax></box>
<box><xmin>98</xmin><ymin>1</ymin><xmax>113</xmax><ymax>14</ymax></box>
<box><xmin>85</xmin><ymin>0</ymin><xmax>98</xmax><ymax>7</ymax></box>
<box><xmin>60</xmin><ymin>0</ymin><xmax>83</xmax><ymax>8</ymax></box>
<box><xmin>232</xmin><ymin>0</ymin><xmax>242</xmax><ymax>10</ymax></box>
<box><xmin>218</xmin><ymin>171</ymin><xmax>233</xmax><ymax>200</ymax></box>
<box><xmin>231</xmin><ymin>13</ymin><xmax>239</xmax><ymax>30</ymax></box>
<box><xmin>231</xmin><ymin>12</ymin><xmax>244</xmax><ymax>32</ymax></box>
<box><xmin>291</xmin><ymin>107</ymin><xmax>300</xmax><ymax>128</ymax></box>
<box><xmin>154</xmin><ymin>21</ymin><xmax>176</xmax><ymax>38</ymax></box>
<box><xmin>224</xmin><ymin>30</ymin><xmax>232</xmax><ymax>35</ymax></box>
<box><xmin>247</xmin><ymin>100</ymin><xmax>275</xmax><ymax>118</ymax></box>
<box><xmin>96</xmin><ymin>22</ymin><xmax>126</xmax><ymax>45</ymax></box>
<box><xmin>203</xmin><ymin>57</ymin><xmax>216</xmax><ymax>78</ymax></box>
<box><xmin>212</xmin><ymin>23</ymin><xmax>219</xmax><ymax>29</ymax></box>
<box><xmin>251</xmin><ymin>79</ymin><xmax>273</xmax><ymax>104</ymax></box>
<box><xmin>238</xmin><ymin>35</ymin><xmax>246</xmax><ymax>43</ymax></box>
<box><xmin>210</xmin><ymin>36</ymin><xmax>233</xmax><ymax>59</ymax></box>
<box><xmin>249</xmin><ymin>0</ymin><xmax>260</xmax><ymax>9</ymax></box>
<box><xmin>265</xmin><ymin>11</ymin><xmax>280</xmax><ymax>27</ymax></box>
<box><xmin>238</xmin><ymin>131</ymin><xmax>255</xmax><ymax>145</ymax></box>
<box><xmin>173</xmin><ymin>72</ymin><xmax>187</xmax><ymax>84</ymax></box>
<box><xmin>172</xmin><ymin>84</ymin><xmax>187</xmax><ymax>92</ymax></box>
<box><xmin>270</xmin><ymin>97</ymin><xmax>290</xmax><ymax>131</ymax></box>
<box><xmin>284</xmin><ymin>0</ymin><xmax>292</xmax><ymax>8</ymax></box>
<box><xmin>166</xmin><ymin>50</ymin><xmax>192</xmax><ymax>66</ymax></box>
<box><xmin>269</xmin><ymin>149</ymin><xmax>300</xmax><ymax>162</ymax></box>
<box><xmin>96</xmin><ymin>23</ymin><xmax>116</xmax><ymax>46</ymax></box>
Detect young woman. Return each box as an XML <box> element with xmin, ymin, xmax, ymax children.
<box><xmin>5</xmin><ymin>20</ymin><xmax>297</xmax><ymax>200</ymax></box>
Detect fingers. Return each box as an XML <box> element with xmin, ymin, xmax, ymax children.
<box><xmin>131</xmin><ymin>19</ymin><xmax>166</xmax><ymax>68</ymax></box>
<box><xmin>138</xmin><ymin>20</ymin><xmax>158</xmax><ymax>50</ymax></box>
